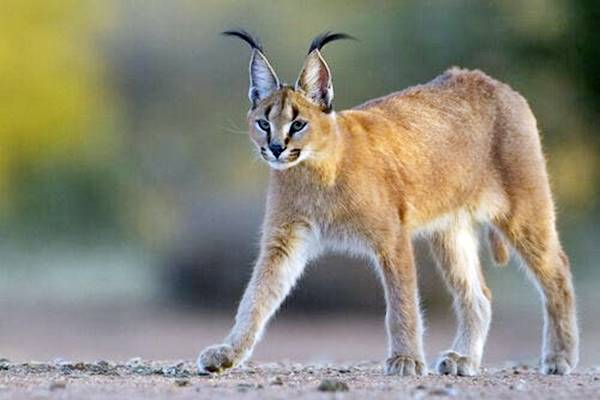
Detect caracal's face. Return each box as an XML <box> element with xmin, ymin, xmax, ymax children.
<box><xmin>225</xmin><ymin>30</ymin><xmax>344</xmax><ymax>170</ymax></box>
<box><xmin>248</xmin><ymin>88</ymin><xmax>330</xmax><ymax>170</ymax></box>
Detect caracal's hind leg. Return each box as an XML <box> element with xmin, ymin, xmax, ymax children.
<box><xmin>490</xmin><ymin>81</ymin><xmax>578</xmax><ymax>374</ymax></box>
<box><xmin>429</xmin><ymin>215</ymin><xmax>492</xmax><ymax>376</ymax></box>
<box><xmin>495</xmin><ymin>206</ymin><xmax>578</xmax><ymax>374</ymax></box>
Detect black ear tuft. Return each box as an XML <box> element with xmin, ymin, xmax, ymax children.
<box><xmin>222</xmin><ymin>29</ymin><xmax>264</xmax><ymax>52</ymax></box>
<box><xmin>308</xmin><ymin>31</ymin><xmax>356</xmax><ymax>54</ymax></box>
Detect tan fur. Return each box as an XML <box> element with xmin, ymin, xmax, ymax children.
<box><xmin>198</xmin><ymin>49</ymin><xmax>578</xmax><ymax>376</ymax></box>
<box><xmin>488</xmin><ymin>226</ymin><xmax>510</xmax><ymax>266</ymax></box>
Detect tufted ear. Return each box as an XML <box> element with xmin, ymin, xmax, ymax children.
<box><xmin>295</xmin><ymin>32</ymin><xmax>355</xmax><ymax>112</ymax></box>
<box><xmin>295</xmin><ymin>50</ymin><xmax>333</xmax><ymax>111</ymax></box>
<box><xmin>248</xmin><ymin>50</ymin><xmax>280</xmax><ymax>105</ymax></box>
<box><xmin>222</xmin><ymin>29</ymin><xmax>280</xmax><ymax>106</ymax></box>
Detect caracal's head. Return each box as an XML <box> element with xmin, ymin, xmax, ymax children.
<box><xmin>223</xmin><ymin>30</ymin><xmax>354</xmax><ymax>170</ymax></box>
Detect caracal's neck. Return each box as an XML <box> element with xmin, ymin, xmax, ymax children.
<box><xmin>271</xmin><ymin>111</ymin><xmax>346</xmax><ymax>189</ymax></box>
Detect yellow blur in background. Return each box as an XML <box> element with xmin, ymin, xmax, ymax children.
<box><xmin>0</xmin><ymin>1</ymin><xmax>114</xmax><ymax>213</ymax></box>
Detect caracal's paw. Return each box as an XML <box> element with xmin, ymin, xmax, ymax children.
<box><xmin>197</xmin><ymin>344</ymin><xmax>237</xmax><ymax>373</ymax></box>
<box><xmin>541</xmin><ymin>353</ymin><xmax>575</xmax><ymax>375</ymax></box>
<box><xmin>384</xmin><ymin>355</ymin><xmax>427</xmax><ymax>376</ymax></box>
<box><xmin>436</xmin><ymin>350</ymin><xmax>478</xmax><ymax>376</ymax></box>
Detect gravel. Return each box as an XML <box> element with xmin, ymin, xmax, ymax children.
<box><xmin>0</xmin><ymin>359</ymin><xmax>598</xmax><ymax>399</ymax></box>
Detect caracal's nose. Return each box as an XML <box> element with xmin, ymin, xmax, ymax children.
<box><xmin>269</xmin><ymin>143</ymin><xmax>284</xmax><ymax>158</ymax></box>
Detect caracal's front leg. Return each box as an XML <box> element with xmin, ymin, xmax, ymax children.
<box><xmin>379</xmin><ymin>230</ymin><xmax>427</xmax><ymax>376</ymax></box>
<box><xmin>197</xmin><ymin>220</ymin><xmax>314</xmax><ymax>373</ymax></box>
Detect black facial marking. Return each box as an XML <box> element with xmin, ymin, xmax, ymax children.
<box><xmin>264</xmin><ymin>105</ymin><xmax>272</xmax><ymax>120</ymax></box>
<box><xmin>291</xmin><ymin>106</ymin><xmax>299</xmax><ymax>121</ymax></box>
<box><xmin>280</xmin><ymin>90</ymin><xmax>287</xmax><ymax>112</ymax></box>
<box><xmin>289</xmin><ymin>148</ymin><xmax>302</xmax><ymax>160</ymax></box>
<box><xmin>289</xmin><ymin>120</ymin><xmax>307</xmax><ymax>136</ymax></box>
<box><xmin>260</xmin><ymin>147</ymin><xmax>268</xmax><ymax>159</ymax></box>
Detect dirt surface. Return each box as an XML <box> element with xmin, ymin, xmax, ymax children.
<box><xmin>1</xmin><ymin>303</ymin><xmax>599</xmax><ymax>399</ymax></box>
<box><xmin>0</xmin><ymin>359</ymin><xmax>598</xmax><ymax>400</ymax></box>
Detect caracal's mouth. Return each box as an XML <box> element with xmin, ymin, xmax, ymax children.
<box><xmin>261</xmin><ymin>148</ymin><xmax>304</xmax><ymax>170</ymax></box>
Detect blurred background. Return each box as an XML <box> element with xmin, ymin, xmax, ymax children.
<box><xmin>1</xmin><ymin>0</ymin><xmax>599</xmax><ymax>367</ymax></box>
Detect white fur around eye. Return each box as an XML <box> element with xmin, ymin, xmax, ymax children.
<box><xmin>255</xmin><ymin>120</ymin><xmax>271</xmax><ymax>134</ymax></box>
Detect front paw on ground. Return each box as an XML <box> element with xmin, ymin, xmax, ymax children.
<box><xmin>436</xmin><ymin>350</ymin><xmax>478</xmax><ymax>376</ymax></box>
<box><xmin>541</xmin><ymin>354</ymin><xmax>573</xmax><ymax>375</ymax></box>
<box><xmin>384</xmin><ymin>355</ymin><xmax>427</xmax><ymax>376</ymax></box>
<box><xmin>197</xmin><ymin>344</ymin><xmax>236</xmax><ymax>373</ymax></box>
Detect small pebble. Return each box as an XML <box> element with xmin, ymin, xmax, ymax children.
<box><xmin>49</xmin><ymin>381</ymin><xmax>67</xmax><ymax>391</ymax></box>
<box><xmin>429</xmin><ymin>387</ymin><xmax>458</xmax><ymax>397</ymax></box>
<box><xmin>269</xmin><ymin>376</ymin><xmax>284</xmax><ymax>385</ymax></box>
<box><xmin>236</xmin><ymin>383</ymin><xmax>255</xmax><ymax>393</ymax></box>
<box><xmin>126</xmin><ymin>357</ymin><xmax>144</xmax><ymax>368</ymax></box>
<box><xmin>73</xmin><ymin>362</ymin><xmax>86</xmax><ymax>371</ymax></box>
<box><xmin>509</xmin><ymin>383</ymin><xmax>526</xmax><ymax>391</ymax></box>
<box><xmin>162</xmin><ymin>362</ymin><xmax>183</xmax><ymax>376</ymax></box>
<box><xmin>85</xmin><ymin>360</ymin><xmax>115</xmax><ymax>375</ymax></box>
<box><xmin>317</xmin><ymin>379</ymin><xmax>349</xmax><ymax>392</ymax></box>
<box><xmin>174</xmin><ymin>379</ymin><xmax>190</xmax><ymax>387</ymax></box>
<box><xmin>52</xmin><ymin>358</ymin><xmax>70</xmax><ymax>366</ymax></box>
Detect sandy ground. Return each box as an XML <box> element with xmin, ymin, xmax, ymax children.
<box><xmin>1</xmin><ymin>302</ymin><xmax>599</xmax><ymax>398</ymax></box>
<box><xmin>1</xmin><ymin>359</ymin><xmax>599</xmax><ymax>400</ymax></box>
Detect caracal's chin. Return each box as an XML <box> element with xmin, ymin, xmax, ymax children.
<box><xmin>267</xmin><ymin>159</ymin><xmax>300</xmax><ymax>170</ymax></box>
<box><xmin>267</xmin><ymin>152</ymin><xmax>309</xmax><ymax>170</ymax></box>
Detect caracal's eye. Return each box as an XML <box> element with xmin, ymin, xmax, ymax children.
<box><xmin>256</xmin><ymin>119</ymin><xmax>271</xmax><ymax>132</ymax></box>
<box><xmin>289</xmin><ymin>120</ymin><xmax>307</xmax><ymax>136</ymax></box>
